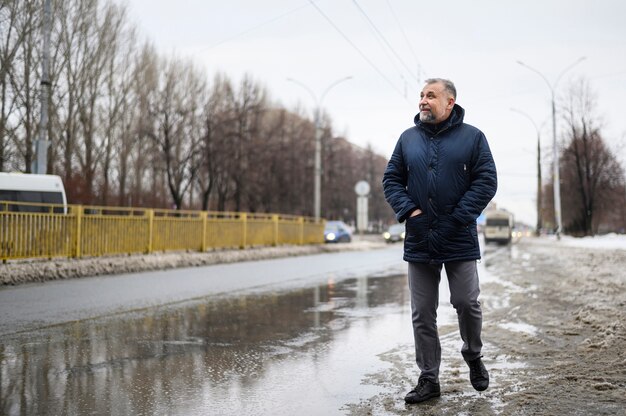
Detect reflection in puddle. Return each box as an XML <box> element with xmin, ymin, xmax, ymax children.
<box><xmin>1</xmin><ymin>274</ymin><xmax>415</xmax><ymax>415</ymax></box>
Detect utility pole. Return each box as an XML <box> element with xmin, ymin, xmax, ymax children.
<box><xmin>33</xmin><ymin>0</ymin><xmax>52</xmax><ymax>174</ymax></box>
<box><xmin>517</xmin><ymin>57</ymin><xmax>586</xmax><ymax>239</ymax></box>
<box><xmin>286</xmin><ymin>76</ymin><xmax>352</xmax><ymax>222</ymax></box>
<box><xmin>511</xmin><ymin>108</ymin><xmax>543</xmax><ymax>236</ymax></box>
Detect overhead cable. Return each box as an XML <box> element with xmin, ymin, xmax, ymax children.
<box><xmin>352</xmin><ymin>0</ymin><xmax>420</xmax><ymax>84</ymax></box>
<box><xmin>349</xmin><ymin>1</ymin><xmax>409</xmax><ymax>86</ymax></box>
<box><xmin>200</xmin><ymin>2</ymin><xmax>312</xmax><ymax>52</ymax></box>
<box><xmin>307</xmin><ymin>0</ymin><xmax>409</xmax><ymax>102</ymax></box>
<box><xmin>384</xmin><ymin>0</ymin><xmax>424</xmax><ymax>81</ymax></box>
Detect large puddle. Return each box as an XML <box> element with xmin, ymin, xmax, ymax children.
<box><xmin>2</xmin><ymin>272</ymin><xmax>428</xmax><ymax>415</ymax></box>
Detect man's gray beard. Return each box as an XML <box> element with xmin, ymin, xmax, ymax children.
<box><xmin>419</xmin><ymin>111</ymin><xmax>435</xmax><ymax>123</ymax></box>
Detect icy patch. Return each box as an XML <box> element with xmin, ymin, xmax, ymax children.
<box><xmin>477</xmin><ymin>261</ymin><xmax>502</xmax><ymax>285</ymax></box>
<box><xmin>498</xmin><ymin>322</ymin><xmax>538</xmax><ymax>336</ymax></box>
<box><xmin>282</xmin><ymin>332</ymin><xmax>322</xmax><ymax>348</ymax></box>
<box><xmin>495</xmin><ymin>279</ymin><xmax>532</xmax><ymax>293</ymax></box>
<box><xmin>489</xmin><ymin>354</ymin><xmax>529</xmax><ymax>370</ymax></box>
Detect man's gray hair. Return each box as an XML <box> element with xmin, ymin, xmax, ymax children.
<box><xmin>424</xmin><ymin>78</ymin><xmax>456</xmax><ymax>99</ymax></box>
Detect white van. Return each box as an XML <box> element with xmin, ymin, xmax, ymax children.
<box><xmin>0</xmin><ymin>172</ymin><xmax>67</xmax><ymax>213</ymax></box>
<box><xmin>483</xmin><ymin>209</ymin><xmax>513</xmax><ymax>244</ymax></box>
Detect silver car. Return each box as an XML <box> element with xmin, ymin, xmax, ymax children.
<box><xmin>383</xmin><ymin>223</ymin><xmax>405</xmax><ymax>243</ymax></box>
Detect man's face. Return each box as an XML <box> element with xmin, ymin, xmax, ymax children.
<box><xmin>419</xmin><ymin>82</ymin><xmax>455</xmax><ymax>124</ymax></box>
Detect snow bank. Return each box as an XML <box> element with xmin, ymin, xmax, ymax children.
<box><xmin>0</xmin><ymin>236</ymin><xmax>388</xmax><ymax>286</ymax></box>
<box><xmin>558</xmin><ymin>233</ymin><xmax>626</xmax><ymax>250</ymax></box>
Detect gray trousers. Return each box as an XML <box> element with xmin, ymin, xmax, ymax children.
<box><xmin>408</xmin><ymin>261</ymin><xmax>483</xmax><ymax>383</ymax></box>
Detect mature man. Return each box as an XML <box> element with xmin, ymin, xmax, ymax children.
<box><xmin>382</xmin><ymin>78</ymin><xmax>497</xmax><ymax>404</ymax></box>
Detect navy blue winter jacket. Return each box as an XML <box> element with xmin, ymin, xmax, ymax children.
<box><xmin>382</xmin><ymin>104</ymin><xmax>497</xmax><ymax>264</ymax></box>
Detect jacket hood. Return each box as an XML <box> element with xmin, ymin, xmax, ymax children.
<box><xmin>414</xmin><ymin>103</ymin><xmax>465</xmax><ymax>133</ymax></box>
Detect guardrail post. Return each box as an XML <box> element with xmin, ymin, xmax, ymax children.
<box><xmin>201</xmin><ymin>211</ymin><xmax>208</xmax><ymax>252</ymax></box>
<box><xmin>1</xmin><ymin>202</ymin><xmax>8</xmax><ymax>263</ymax></box>
<box><xmin>74</xmin><ymin>205</ymin><xmax>82</xmax><ymax>258</ymax></box>
<box><xmin>272</xmin><ymin>214</ymin><xmax>279</xmax><ymax>246</ymax></box>
<box><xmin>146</xmin><ymin>209</ymin><xmax>154</xmax><ymax>254</ymax></box>
<box><xmin>240</xmin><ymin>213</ymin><xmax>247</xmax><ymax>249</ymax></box>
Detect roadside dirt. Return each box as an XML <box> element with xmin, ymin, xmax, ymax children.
<box><xmin>346</xmin><ymin>238</ymin><xmax>626</xmax><ymax>415</ymax></box>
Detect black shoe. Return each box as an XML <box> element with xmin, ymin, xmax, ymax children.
<box><xmin>404</xmin><ymin>378</ymin><xmax>441</xmax><ymax>404</ymax></box>
<box><xmin>467</xmin><ymin>356</ymin><xmax>489</xmax><ymax>391</ymax></box>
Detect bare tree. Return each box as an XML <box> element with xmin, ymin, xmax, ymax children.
<box><xmin>256</xmin><ymin>108</ymin><xmax>292</xmax><ymax>212</ymax></box>
<box><xmin>0</xmin><ymin>1</ymin><xmax>31</xmax><ymax>171</ymax></box>
<box><xmin>323</xmin><ymin>133</ymin><xmax>358</xmax><ymax>221</ymax></box>
<box><xmin>108</xmin><ymin>31</ymin><xmax>141</xmax><ymax>207</ymax></box>
<box><xmin>147</xmin><ymin>56</ymin><xmax>205</xmax><ymax>210</ymax></box>
<box><xmin>55</xmin><ymin>0</ymin><xmax>82</xmax><ymax>188</ymax></box>
<box><xmin>99</xmin><ymin>3</ymin><xmax>135</xmax><ymax>205</ymax></box>
<box><xmin>7</xmin><ymin>0</ymin><xmax>40</xmax><ymax>172</ymax></box>
<box><xmin>560</xmin><ymin>78</ymin><xmax>626</xmax><ymax>235</ymax></box>
<box><xmin>229</xmin><ymin>75</ymin><xmax>266</xmax><ymax>212</ymax></box>
<box><xmin>277</xmin><ymin>107</ymin><xmax>316</xmax><ymax>214</ymax></box>
<box><xmin>197</xmin><ymin>73</ymin><xmax>235</xmax><ymax>211</ymax></box>
<box><xmin>76</xmin><ymin>1</ymin><xmax>128</xmax><ymax>203</ymax></box>
<box><xmin>247</xmin><ymin>106</ymin><xmax>298</xmax><ymax>213</ymax></box>
<box><xmin>45</xmin><ymin>0</ymin><xmax>73</xmax><ymax>177</ymax></box>
<box><xmin>124</xmin><ymin>42</ymin><xmax>159</xmax><ymax>207</ymax></box>
<box><xmin>53</xmin><ymin>0</ymin><xmax>117</xmax><ymax>202</ymax></box>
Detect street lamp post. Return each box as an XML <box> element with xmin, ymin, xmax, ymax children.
<box><xmin>517</xmin><ymin>57</ymin><xmax>586</xmax><ymax>239</ymax></box>
<box><xmin>32</xmin><ymin>0</ymin><xmax>52</xmax><ymax>174</ymax></box>
<box><xmin>511</xmin><ymin>108</ymin><xmax>542</xmax><ymax>236</ymax></box>
<box><xmin>286</xmin><ymin>76</ymin><xmax>353</xmax><ymax>222</ymax></box>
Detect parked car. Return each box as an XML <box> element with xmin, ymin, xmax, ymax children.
<box><xmin>383</xmin><ymin>223</ymin><xmax>405</xmax><ymax>243</ymax></box>
<box><xmin>324</xmin><ymin>220</ymin><xmax>352</xmax><ymax>243</ymax></box>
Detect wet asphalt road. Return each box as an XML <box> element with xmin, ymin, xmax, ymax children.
<box><xmin>0</xmin><ymin>241</ymin><xmax>514</xmax><ymax>415</ymax></box>
<box><xmin>1</xmin><ymin>244</ymin><xmax>427</xmax><ymax>415</ymax></box>
<box><xmin>0</xmin><ymin>247</ymin><xmax>403</xmax><ymax>336</ymax></box>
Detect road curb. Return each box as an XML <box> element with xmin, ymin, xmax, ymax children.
<box><xmin>1</xmin><ymin>239</ymin><xmax>389</xmax><ymax>286</ymax></box>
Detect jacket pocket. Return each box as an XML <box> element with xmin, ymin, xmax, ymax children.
<box><xmin>455</xmin><ymin>162</ymin><xmax>470</xmax><ymax>193</ymax></box>
<box><xmin>440</xmin><ymin>218</ymin><xmax>476</xmax><ymax>252</ymax></box>
<box><xmin>405</xmin><ymin>214</ymin><xmax>428</xmax><ymax>250</ymax></box>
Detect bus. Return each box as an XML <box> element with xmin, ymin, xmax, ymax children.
<box><xmin>0</xmin><ymin>172</ymin><xmax>67</xmax><ymax>213</ymax></box>
<box><xmin>483</xmin><ymin>209</ymin><xmax>513</xmax><ymax>244</ymax></box>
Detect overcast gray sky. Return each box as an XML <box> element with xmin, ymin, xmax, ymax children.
<box><xmin>124</xmin><ymin>0</ymin><xmax>626</xmax><ymax>226</ymax></box>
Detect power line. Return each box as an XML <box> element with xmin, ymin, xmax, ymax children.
<box><xmin>349</xmin><ymin>2</ymin><xmax>407</xmax><ymax>88</ymax></box>
<box><xmin>384</xmin><ymin>0</ymin><xmax>424</xmax><ymax>81</ymax></box>
<box><xmin>307</xmin><ymin>0</ymin><xmax>408</xmax><ymax>102</ymax></box>
<box><xmin>199</xmin><ymin>2</ymin><xmax>312</xmax><ymax>52</ymax></box>
<box><xmin>351</xmin><ymin>0</ymin><xmax>419</xmax><ymax>84</ymax></box>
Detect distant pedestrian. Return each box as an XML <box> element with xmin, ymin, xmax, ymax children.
<box><xmin>382</xmin><ymin>78</ymin><xmax>497</xmax><ymax>404</ymax></box>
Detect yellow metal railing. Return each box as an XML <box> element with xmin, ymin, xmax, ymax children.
<box><xmin>0</xmin><ymin>201</ymin><xmax>325</xmax><ymax>261</ymax></box>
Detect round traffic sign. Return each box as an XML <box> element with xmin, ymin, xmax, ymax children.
<box><xmin>354</xmin><ymin>180</ymin><xmax>370</xmax><ymax>196</ymax></box>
